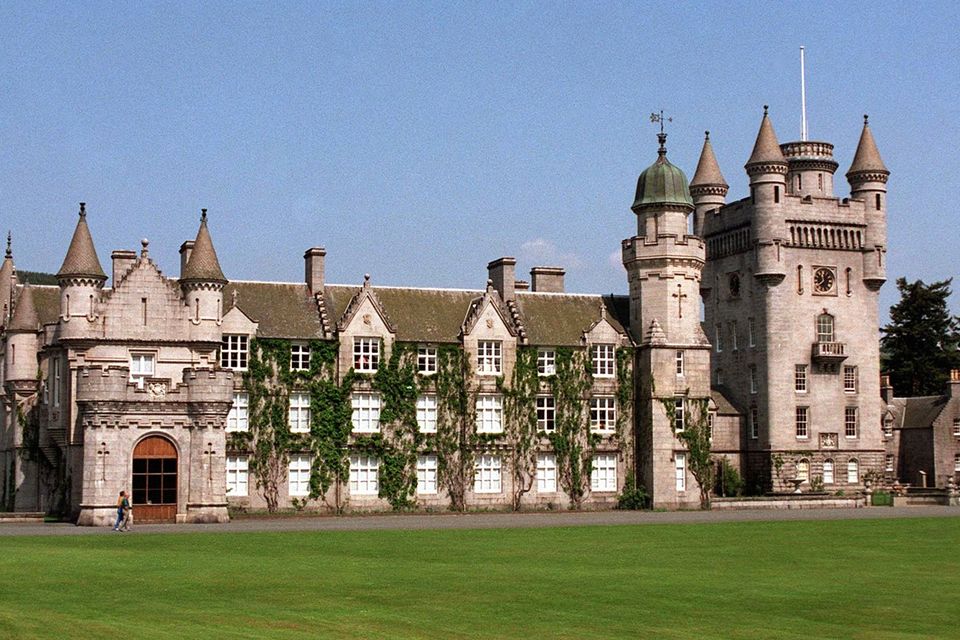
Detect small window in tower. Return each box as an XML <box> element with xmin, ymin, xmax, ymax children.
<box><xmin>797</xmin><ymin>175</ymin><xmax>802</xmax><ymax>190</ymax></box>
<box><xmin>141</xmin><ymin>298</ymin><xmax>147</xmax><ymax>325</ymax></box>
<box><xmin>750</xmin><ymin>187</ymin><xmax>755</xmax><ymax>204</ymax></box>
<box><xmin>818</xmin><ymin>173</ymin><xmax>823</xmax><ymax>191</ymax></box>
<box><xmin>774</xmin><ymin>185</ymin><xmax>780</xmax><ymax>203</ymax></box>
<box><xmin>875</xmin><ymin>194</ymin><xmax>881</xmax><ymax>210</ymax></box>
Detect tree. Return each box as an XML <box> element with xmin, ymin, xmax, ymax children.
<box><xmin>881</xmin><ymin>278</ymin><xmax>960</xmax><ymax>396</ymax></box>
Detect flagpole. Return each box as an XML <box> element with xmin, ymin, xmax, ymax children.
<box><xmin>800</xmin><ymin>46</ymin><xmax>807</xmax><ymax>141</ymax></box>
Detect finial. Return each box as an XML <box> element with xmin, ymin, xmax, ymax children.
<box><xmin>79</xmin><ymin>202</ymin><xmax>86</xmax><ymax>217</ymax></box>
<box><xmin>231</xmin><ymin>288</ymin><xmax>239</xmax><ymax>307</ymax></box>
<box><xmin>650</xmin><ymin>110</ymin><xmax>672</xmax><ymax>157</ymax></box>
<box><xmin>364</xmin><ymin>273</ymin><xmax>370</xmax><ymax>284</ymax></box>
<box><xmin>140</xmin><ymin>238</ymin><xmax>149</xmax><ymax>258</ymax></box>
<box><xmin>201</xmin><ymin>208</ymin><xmax>207</xmax><ymax>222</ymax></box>
<box><xmin>704</xmin><ymin>130</ymin><xmax>710</xmax><ymax>141</ymax></box>
<box><xmin>486</xmin><ymin>278</ymin><xmax>494</xmax><ymax>292</ymax></box>
<box><xmin>863</xmin><ymin>114</ymin><xmax>869</xmax><ymax>125</ymax></box>
<box><xmin>5</xmin><ymin>231</ymin><xmax>11</xmax><ymax>259</ymax></box>
<box><xmin>763</xmin><ymin>105</ymin><xmax>769</xmax><ymax>116</ymax></box>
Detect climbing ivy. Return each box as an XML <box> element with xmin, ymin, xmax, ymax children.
<box><xmin>432</xmin><ymin>345</ymin><xmax>473</xmax><ymax>512</ymax></box>
<box><xmin>662</xmin><ymin>395</ymin><xmax>713</xmax><ymax>509</ymax></box>
<box><xmin>547</xmin><ymin>347</ymin><xmax>592</xmax><ymax>509</ymax></box>
<box><xmin>499</xmin><ymin>346</ymin><xmax>539</xmax><ymax>510</ymax></box>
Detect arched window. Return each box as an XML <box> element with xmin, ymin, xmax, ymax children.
<box><xmin>847</xmin><ymin>459</ymin><xmax>859</xmax><ymax>484</ymax></box>
<box><xmin>823</xmin><ymin>459</ymin><xmax>834</xmax><ymax>484</ymax></box>
<box><xmin>816</xmin><ymin>313</ymin><xmax>835</xmax><ymax>343</ymax></box>
<box><xmin>796</xmin><ymin>459</ymin><xmax>810</xmax><ymax>482</ymax></box>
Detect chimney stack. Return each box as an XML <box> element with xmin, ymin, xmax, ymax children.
<box><xmin>304</xmin><ymin>247</ymin><xmax>326</xmax><ymax>295</ymax></box>
<box><xmin>179</xmin><ymin>241</ymin><xmax>195</xmax><ymax>278</ymax></box>
<box><xmin>880</xmin><ymin>374</ymin><xmax>894</xmax><ymax>404</ymax></box>
<box><xmin>950</xmin><ymin>369</ymin><xmax>960</xmax><ymax>398</ymax></box>
<box><xmin>487</xmin><ymin>257</ymin><xmax>516</xmax><ymax>301</ymax></box>
<box><xmin>530</xmin><ymin>266</ymin><xmax>565</xmax><ymax>293</ymax></box>
<box><xmin>111</xmin><ymin>250</ymin><xmax>137</xmax><ymax>286</ymax></box>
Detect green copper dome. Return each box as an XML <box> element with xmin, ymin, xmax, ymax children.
<box><xmin>632</xmin><ymin>134</ymin><xmax>694</xmax><ymax>209</ymax></box>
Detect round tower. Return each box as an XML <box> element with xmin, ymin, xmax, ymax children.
<box><xmin>56</xmin><ymin>203</ymin><xmax>107</xmax><ymax>339</ymax></box>
<box><xmin>689</xmin><ymin>131</ymin><xmax>729</xmax><ymax>236</ymax></box>
<box><xmin>179</xmin><ymin>209</ymin><xmax>227</xmax><ymax>342</ymax></box>
<box><xmin>780</xmin><ymin>140</ymin><xmax>839</xmax><ymax>198</ymax></box>
<box><xmin>5</xmin><ymin>284</ymin><xmax>40</xmax><ymax>382</ymax></box>
<box><xmin>846</xmin><ymin>115</ymin><xmax>889</xmax><ymax>291</ymax></box>
<box><xmin>744</xmin><ymin>107</ymin><xmax>788</xmax><ymax>285</ymax></box>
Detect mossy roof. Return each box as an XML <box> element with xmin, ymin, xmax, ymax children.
<box><xmin>224</xmin><ymin>281</ymin><xmax>323</xmax><ymax>339</ymax></box>
<box><xmin>515</xmin><ymin>292</ymin><xmax>629</xmax><ymax>346</ymax></box>
<box><xmin>29</xmin><ymin>285</ymin><xmax>61</xmax><ymax>326</ymax></box>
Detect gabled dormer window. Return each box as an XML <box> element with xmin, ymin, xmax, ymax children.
<box><xmin>592</xmin><ymin>344</ymin><xmax>615</xmax><ymax>378</ymax></box>
<box><xmin>221</xmin><ymin>335</ymin><xmax>248</xmax><ymax>371</ymax></box>
<box><xmin>353</xmin><ymin>338</ymin><xmax>380</xmax><ymax>372</ymax></box>
<box><xmin>477</xmin><ymin>341</ymin><xmax>502</xmax><ymax>375</ymax></box>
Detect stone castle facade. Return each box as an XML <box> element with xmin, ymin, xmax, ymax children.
<box><xmin>2</xmin><ymin>108</ymin><xmax>947</xmax><ymax>524</ymax></box>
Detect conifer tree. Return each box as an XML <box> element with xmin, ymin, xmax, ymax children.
<box><xmin>881</xmin><ymin>278</ymin><xmax>960</xmax><ymax>396</ymax></box>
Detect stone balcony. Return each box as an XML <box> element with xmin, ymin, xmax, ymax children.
<box><xmin>811</xmin><ymin>341</ymin><xmax>847</xmax><ymax>363</ymax></box>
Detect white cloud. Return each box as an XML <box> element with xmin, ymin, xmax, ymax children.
<box><xmin>608</xmin><ymin>249</ymin><xmax>624</xmax><ymax>273</ymax></box>
<box><xmin>519</xmin><ymin>238</ymin><xmax>583</xmax><ymax>269</ymax></box>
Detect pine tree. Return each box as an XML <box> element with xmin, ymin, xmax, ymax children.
<box><xmin>881</xmin><ymin>278</ymin><xmax>960</xmax><ymax>396</ymax></box>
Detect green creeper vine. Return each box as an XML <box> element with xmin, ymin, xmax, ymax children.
<box><xmin>432</xmin><ymin>345</ymin><xmax>473</xmax><ymax>511</ymax></box>
<box><xmin>499</xmin><ymin>346</ymin><xmax>539</xmax><ymax>510</ymax></box>
<box><xmin>547</xmin><ymin>347</ymin><xmax>592</xmax><ymax>509</ymax></box>
<box><xmin>662</xmin><ymin>395</ymin><xmax>713</xmax><ymax>509</ymax></box>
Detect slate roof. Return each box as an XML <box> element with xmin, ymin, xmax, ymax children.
<box><xmin>223</xmin><ymin>281</ymin><xmax>323</xmax><ymax>339</ymax></box>
<box><xmin>745</xmin><ymin>108</ymin><xmax>787</xmax><ymax>167</ymax></box>
<box><xmin>28</xmin><ymin>285</ymin><xmax>60</xmax><ymax>327</ymax></box>
<box><xmin>181</xmin><ymin>213</ymin><xmax>226</xmax><ymax>283</ymax></box>
<box><xmin>515</xmin><ymin>292</ymin><xmax>629</xmax><ymax>346</ymax></box>
<box><xmin>711</xmin><ymin>386</ymin><xmax>744</xmax><ymax>415</ymax></box>
<box><xmin>892</xmin><ymin>396</ymin><xmax>947</xmax><ymax>429</ymax></box>
<box><xmin>690</xmin><ymin>132</ymin><xmax>728</xmax><ymax>189</ymax></box>
<box><xmin>8</xmin><ymin>284</ymin><xmax>39</xmax><ymax>332</ymax></box>
<box><xmin>847</xmin><ymin>117</ymin><xmax>889</xmax><ymax>177</ymax></box>
<box><xmin>57</xmin><ymin>210</ymin><xmax>106</xmax><ymax>279</ymax></box>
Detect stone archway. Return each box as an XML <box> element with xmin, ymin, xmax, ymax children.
<box><xmin>132</xmin><ymin>435</ymin><xmax>178</xmax><ymax>523</ymax></box>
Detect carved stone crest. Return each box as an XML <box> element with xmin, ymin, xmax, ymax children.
<box><xmin>819</xmin><ymin>432</ymin><xmax>838</xmax><ymax>449</ymax></box>
<box><xmin>362</xmin><ymin>313</ymin><xmax>372</xmax><ymax>326</ymax></box>
<box><xmin>148</xmin><ymin>382</ymin><xmax>167</xmax><ymax>398</ymax></box>
<box><xmin>486</xmin><ymin>318</ymin><xmax>494</xmax><ymax>329</ymax></box>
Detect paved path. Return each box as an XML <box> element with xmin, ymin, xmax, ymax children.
<box><xmin>1</xmin><ymin>505</ymin><xmax>958</xmax><ymax>536</ymax></box>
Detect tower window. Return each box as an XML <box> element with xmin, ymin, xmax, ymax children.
<box><xmin>774</xmin><ymin>185</ymin><xmax>780</xmax><ymax>203</ymax></box>
<box><xmin>875</xmin><ymin>194</ymin><xmax>881</xmax><ymax>210</ymax></box>
<box><xmin>816</xmin><ymin>314</ymin><xmax>835</xmax><ymax>343</ymax></box>
<box><xmin>818</xmin><ymin>173</ymin><xmax>823</xmax><ymax>191</ymax></box>
<box><xmin>797</xmin><ymin>175</ymin><xmax>802</xmax><ymax>190</ymax></box>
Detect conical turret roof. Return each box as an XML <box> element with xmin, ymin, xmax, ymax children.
<box><xmin>847</xmin><ymin>115</ymin><xmax>888</xmax><ymax>178</ymax></box>
<box><xmin>0</xmin><ymin>232</ymin><xmax>14</xmax><ymax>325</ymax></box>
<box><xmin>57</xmin><ymin>204</ymin><xmax>106</xmax><ymax>280</ymax></box>
<box><xmin>690</xmin><ymin>131</ymin><xmax>728</xmax><ymax>188</ymax></box>
<box><xmin>8</xmin><ymin>284</ymin><xmax>38</xmax><ymax>332</ymax></box>
<box><xmin>745</xmin><ymin>106</ymin><xmax>787</xmax><ymax>167</ymax></box>
<box><xmin>181</xmin><ymin>210</ymin><xmax>226</xmax><ymax>283</ymax></box>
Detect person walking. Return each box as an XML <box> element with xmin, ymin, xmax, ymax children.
<box><xmin>113</xmin><ymin>491</ymin><xmax>126</xmax><ymax>531</ymax></box>
<box><xmin>120</xmin><ymin>492</ymin><xmax>132</xmax><ymax>531</ymax></box>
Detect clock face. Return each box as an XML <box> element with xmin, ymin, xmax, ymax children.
<box><xmin>813</xmin><ymin>267</ymin><xmax>836</xmax><ymax>294</ymax></box>
<box><xmin>728</xmin><ymin>273</ymin><xmax>741</xmax><ymax>297</ymax></box>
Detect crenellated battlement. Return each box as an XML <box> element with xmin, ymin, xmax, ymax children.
<box><xmin>76</xmin><ymin>365</ymin><xmax>234</xmax><ymax>404</ymax></box>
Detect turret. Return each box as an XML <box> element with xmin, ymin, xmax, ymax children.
<box><xmin>0</xmin><ymin>232</ymin><xmax>15</xmax><ymax>326</ymax></box>
<box><xmin>846</xmin><ymin>115</ymin><xmax>889</xmax><ymax>291</ymax></box>
<box><xmin>5</xmin><ymin>284</ymin><xmax>40</xmax><ymax>382</ymax></box>
<box><xmin>56</xmin><ymin>203</ymin><xmax>107</xmax><ymax>338</ymax></box>
<box><xmin>744</xmin><ymin>107</ymin><xmax>788</xmax><ymax>285</ymax></box>
<box><xmin>780</xmin><ymin>140</ymin><xmax>839</xmax><ymax>198</ymax></box>
<box><xmin>689</xmin><ymin>131</ymin><xmax>729</xmax><ymax>236</ymax></box>
<box><xmin>631</xmin><ymin>132</ymin><xmax>694</xmax><ymax>238</ymax></box>
<box><xmin>179</xmin><ymin>209</ymin><xmax>226</xmax><ymax>341</ymax></box>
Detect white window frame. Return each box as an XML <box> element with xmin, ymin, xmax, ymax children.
<box><xmin>715</xmin><ymin>325</ymin><xmax>723</xmax><ymax>352</ymax></box>
<box><xmin>796</xmin><ymin>459</ymin><xmax>810</xmax><ymax>482</ymax></box>
<box><xmin>750</xmin><ymin>365</ymin><xmax>758</xmax><ymax>394</ymax></box>
<box><xmin>129</xmin><ymin>352</ymin><xmax>156</xmax><ymax>389</ymax></box>
<box><xmin>226</xmin><ymin>392</ymin><xmax>249</xmax><ymax>432</ymax></box>
<box><xmin>844</xmin><ymin>406</ymin><xmax>859</xmax><ymax>439</ymax></box>
<box><xmin>537</xmin><ymin>453</ymin><xmax>557</xmax><ymax>493</ymax></box>
<box><xmin>673</xmin><ymin>398</ymin><xmax>685</xmax><ymax>433</ymax></box>
<box><xmin>349</xmin><ymin>454</ymin><xmax>379</xmax><ymax>496</ymax></box>
<box><xmin>417</xmin><ymin>346</ymin><xmax>437</xmax><ymax>375</ymax></box>
<box><xmin>823</xmin><ymin>459</ymin><xmax>834</xmax><ymax>484</ymax></box>
<box><xmin>715</xmin><ymin>368</ymin><xmax>723</xmax><ymax>386</ymax></box>
<box><xmin>843</xmin><ymin>366</ymin><xmax>858</xmax><ymax>393</ymax></box>
<box><xmin>748</xmin><ymin>318</ymin><xmax>756</xmax><ymax>348</ymax></box>
<box><xmin>847</xmin><ymin>459</ymin><xmax>859</xmax><ymax>484</ymax></box>
<box><xmin>537</xmin><ymin>348</ymin><xmax>556</xmax><ymax>376</ymax></box>
<box><xmin>590</xmin><ymin>397</ymin><xmax>616</xmax><ymax>433</ymax></box>
<box><xmin>416</xmin><ymin>394</ymin><xmax>438</xmax><ymax>433</ymax></box>
<box><xmin>675</xmin><ymin>453</ymin><xmax>686</xmax><ymax>492</ymax></box>
<box><xmin>474</xmin><ymin>454</ymin><xmax>502</xmax><ymax>493</ymax></box>
<box><xmin>730</xmin><ymin>321</ymin><xmax>738</xmax><ymax>351</ymax></box>
<box><xmin>750</xmin><ymin>407</ymin><xmax>759</xmax><ymax>440</ymax></box>
<box><xmin>221</xmin><ymin>334</ymin><xmax>249</xmax><ymax>371</ymax></box>
<box><xmin>476</xmin><ymin>340</ymin><xmax>502</xmax><ymax>375</ymax></box>
<box><xmin>52</xmin><ymin>356</ymin><xmax>61</xmax><ymax>408</ymax></box>
<box><xmin>288</xmin><ymin>454</ymin><xmax>311</xmax><ymax>497</ymax></box>
<box><xmin>226</xmin><ymin>455</ymin><xmax>249</xmax><ymax>497</ymax></box>
<box><xmin>954</xmin><ymin>454</ymin><xmax>960</xmax><ymax>473</ymax></box>
<box><xmin>592</xmin><ymin>344</ymin><xmax>615</xmax><ymax>378</ymax></box>
<box><xmin>417</xmin><ymin>454</ymin><xmax>438</xmax><ymax>494</ymax></box>
<box><xmin>537</xmin><ymin>396</ymin><xmax>556</xmax><ymax>433</ymax></box>
<box><xmin>353</xmin><ymin>337</ymin><xmax>380</xmax><ymax>372</ymax></box>
<box><xmin>676</xmin><ymin>350</ymin><xmax>684</xmax><ymax>377</ymax></box>
<box><xmin>290</xmin><ymin>343</ymin><xmax>311</xmax><ymax>371</ymax></box>
<box><xmin>796</xmin><ymin>406</ymin><xmax>809</xmax><ymax>439</ymax></box>
<box><xmin>953</xmin><ymin>418</ymin><xmax>960</xmax><ymax>437</ymax></box>
<box><xmin>885</xmin><ymin>455</ymin><xmax>895</xmax><ymax>473</ymax></box>
<box><xmin>475</xmin><ymin>395</ymin><xmax>503</xmax><ymax>434</ymax></box>
<box><xmin>795</xmin><ymin>365</ymin><xmax>808</xmax><ymax>393</ymax></box>
<box><xmin>351</xmin><ymin>392</ymin><xmax>382</xmax><ymax>433</ymax></box>
<box><xmin>817</xmin><ymin>314</ymin><xmax>835</xmax><ymax>343</ymax></box>
<box><xmin>289</xmin><ymin>391</ymin><xmax>311</xmax><ymax>433</ymax></box>
<box><xmin>590</xmin><ymin>454</ymin><xmax>617</xmax><ymax>492</ymax></box>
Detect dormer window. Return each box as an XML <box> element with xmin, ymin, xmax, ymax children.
<box><xmin>290</xmin><ymin>343</ymin><xmax>311</xmax><ymax>371</ymax></box>
<box><xmin>417</xmin><ymin>346</ymin><xmax>437</xmax><ymax>375</ymax></box>
<box><xmin>592</xmin><ymin>344</ymin><xmax>615</xmax><ymax>378</ymax></box>
<box><xmin>477</xmin><ymin>341</ymin><xmax>502</xmax><ymax>375</ymax></box>
<box><xmin>353</xmin><ymin>338</ymin><xmax>380</xmax><ymax>372</ymax></box>
<box><xmin>221</xmin><ymin>335</ymin><xmax>248</xmax><ymax>371</ymax></box>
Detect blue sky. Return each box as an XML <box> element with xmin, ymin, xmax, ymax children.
<box><xmin>2</xmin><ymin>2</ymin><xmax>958</xmax><ymax>320</ymax></box>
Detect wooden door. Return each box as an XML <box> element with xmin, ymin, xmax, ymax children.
<box><xmin>132</xmin><ymin>436</ymin><xmax>178</xmax><ymax>523</ymax></box>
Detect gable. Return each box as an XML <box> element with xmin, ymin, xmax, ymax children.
<box><xmin>100</xmin><ymin>260</ymin><xmax>187</xmax><ymax>341</ymax></box>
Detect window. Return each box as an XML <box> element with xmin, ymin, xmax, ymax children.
<box><xmin>675</xmin><ymin>453</ymin><xmax>686</xmax><ymax>492</ymax></box>
<box><xmin>476</xmin><ymin>341</ymin><xmax>502</xmax><ymax>375</ymax></box>
<box><xmin>52</xmin><ymin>357</ymin><xmax>61</xmax><ymax>408</ymax></box>
<box><xmin>750</xmin><ymin>407</ymin><xmax>759</xmax><ymax>440</ymax></box>
<box><xmin>676</xmin><ymin>350</ymin><xmax>684</xmax><ymax>377</ymax></box>
<box><xmin>847</xmin><ymin>459</ymin><xmax>859</xmax><ymax>484</ymax></box>
<box><xmin>227</xmin><ymin>392</ymin><xmax>249</xmax><ymax>432</ymax></box>
<box><xmin>796</xmin><ymin>407</ymin><xmax>809</xmax><ymax>439</ymax></box>
<box><xmin>226</xmin><ymin>456</ymin><xmax>248</xmax><ymax>497</ymax></box>
<box><xmin>750</xmin><ymin>366</ymin><xmax>758</xmax><ymax>394</ymax></box>
<box><xmin>221</xmin><ymin>335</ymin><xmax>248</xmax><ymax>370</ymax></box>
<box><xmin>884</xmin><ymin>419</ymin><xmax>894</xmax><ymax>438</ymax></box>
<box><xmin>955</xmin><ymin>454</ymin><xmax>960</xmax><ymax>472</ymax></box>
<box><xmin>823</xmin><ymin>459</ymin><xmax>834</xmax><ymax>484</ymax></box>
<box><xmin>290</xmin><ymin>343</ymin><xmax>310</xmax><ymax>371</ymax></box>
<box><xmin>417</xmin><ymin>346</ymin><xmax>437</xmax><ymax>374</ymax></box>
<box><xmin>715</xmin><ymin>325</ymin><xmax>723</xmax><ymax>352</ymax></box>
<box><xmin>795</xmin><ymin>365</ymin><xmax>808</xmax><ymax>393</ymax></box>
<box><xmin>875</xmin><ymin>193</ymin><xmax>881</xmax><ymax>211</ymax></box>
<box><xmin>416</xmin><ymin>395</ymin><xmax>437</xmax><ymax>433</ymax></box>
<box><xmin>816</xmin><ymin>314</ymin><xmax>835</xmax><ymax>343</ymax></box>
<box><xmin>417</xmin><ymin>455</ymin><xmax>437</xmax><ymax>494</ymax></box>
<box><xmin>537</xmin><ymin>453</ymin><xmax>557</xmax><ymax>492</ymax></box>
<box><xmin>129</xmin><ymin>352</ymin><xmax>155</xmax><ymax>389</ymax></box>
<box><xmin>673</xmin><ymin>398</ymin><xmax>685</xmax><ymax>433</ymax></box>
<box><xmin>537</xmin><ymin>396</ymin><xmax>556</xmax><ymax>432</ymax></box>
<box><xmin>288</xmin><ymin>455</ymin><xmax>311</xmax><ymax>496</ymax></box>
<box><xmin>730</xmin><ymin>322</ymin><xmax>738</xmax><ymax>351</ymax></box>
<box><xmin>796</xmin><ymin>459</ymin><xmax>810</xmax><ymax>482</ymax></box>
<box><xmin>845</xmin><ymin>407</ymin><xmax>858</xmax><ymax>438</ymax></box>
<box><xmin>351</xmin><ymin>393</ymin><xmax>382</xmax><ymax>433</ymax></box>
<box><xmin>748</xmin><ymin>318</ymin><xmax>756</xmax><ymax>347</ymax></box>
<box><xmin>474</xmin><ymin>454</ymin><xmax>501</xmax><ymax>493</ymax></box>
<box><xmin>954</xmin><ymin>419</ymin><xmax>960</xmax><ymax>437</ymax></box>
<box><xmin>843</xmin><ymin>366</ymin><xmax>858</xmax><ymax>393</ymax></box>
<box><xmin>707</xmin><ymin>413</ymin><xmax>715</xmax><ymax>441</ymax></box>
<box><xmin>349</xmin><ymin>455</ymin><xmax>379</xmax><ymax>495</ymax></box>
<box><xmin>592</xmin><ymin>344</ymin><xmax>615</xmax><ymax>377</ymax></box>
<box><xmin>591</xmin><ymin>454</ymin><xmax>617</xmax><ymax>492</ymax></box>
<box><xmin>353</xmin><ymin>337</ymin><xmax>380</xmax><ymax>372</ymax></box>
<box><xmin>590</xmin><ymin>397</ymin><xmax>616</xmax><ymax>433</ymax></box>
<box><xmin>475</xmin><ymin>395</ymin><xmax>503</xmax><ymax>433</ymax></box>
<box><xmin>289</xmin><ymin>392</ymin><xmax>311</xmax><ymax>433</ymax></box>
<box><xmin>885</xmin><ymin>455</ymin><xmax>894</xmax><ymax>473</ymax></box>
<box><xmin>715</xmin><ymin>368</ymin><xmax>723</xmax><ymax>386</ymax></box>
<box><xmin>774</xmin><ymin>184</ymin><xmax>781</xmax><ymax>203</ymax></box>
<box><xmin>537</xmin><ymin>349</ymin><xmax>556</xmax><ymax>376</ymax></box>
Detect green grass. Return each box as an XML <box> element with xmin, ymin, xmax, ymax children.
<box><xmin>1</xmin><ymin>518</ymin><xmax>958</xmax><ymax>639</ymax></box>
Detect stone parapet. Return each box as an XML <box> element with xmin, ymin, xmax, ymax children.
<box><xmin>76</xmin><ymin>365</ymin><xmax>234</xmax><ymax>405</ymax></box>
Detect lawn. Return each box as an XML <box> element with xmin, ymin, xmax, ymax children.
<box><xmin>0</xmin><ymin>518</ymin><xmax>958</xmax><ymax>639</ymax></box>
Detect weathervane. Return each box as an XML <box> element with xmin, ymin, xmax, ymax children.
<box><xmin>650</xmin><ymin>110</ymin><xmax>673</xmax><ymax>155</ymax></box>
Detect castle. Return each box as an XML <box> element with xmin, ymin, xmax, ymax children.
<box><xmin>2</xmin><ymin>108</ymin><xmax>956</xmax><ymax>524</ymax></box>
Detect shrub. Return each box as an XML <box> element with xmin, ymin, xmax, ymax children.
<box><xmin>871</xmin><ymin>490</ymin><xmax>893</xmax><ymax>506</ymax></box>
<box><xmin>716</xmin><ymin>457</ymin><xmax>744</xmax><ymax>497</ymax></box>
<box><xmin>617</xmin><ymin>471</ymin><xmax>649</xmax><ymax>510</ymax></box>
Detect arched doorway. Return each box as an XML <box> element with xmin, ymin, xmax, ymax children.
<box><xmin>132</xmin><ymin>436</ymin><xmax>178</xmax><ymax>523</ymax></box>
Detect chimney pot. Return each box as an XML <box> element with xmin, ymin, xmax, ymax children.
<box><xmin>487</xmin><ymin>257</ymin><xmax>516</xmax><ymax>301</ymax></box>
<box><xmin>530</xmin><ymin>266</ymin><xmax>565</xmax><ymax>293</ymax></box>
<box><xmin>179</xmin><ymin>241</ymin><xmax>195</xmax><ymax>278</ymax></box>
<box><xmin>304</xmin><ymin>247</ymin><xmax>326</xmax><ymax>294</ymax></box>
